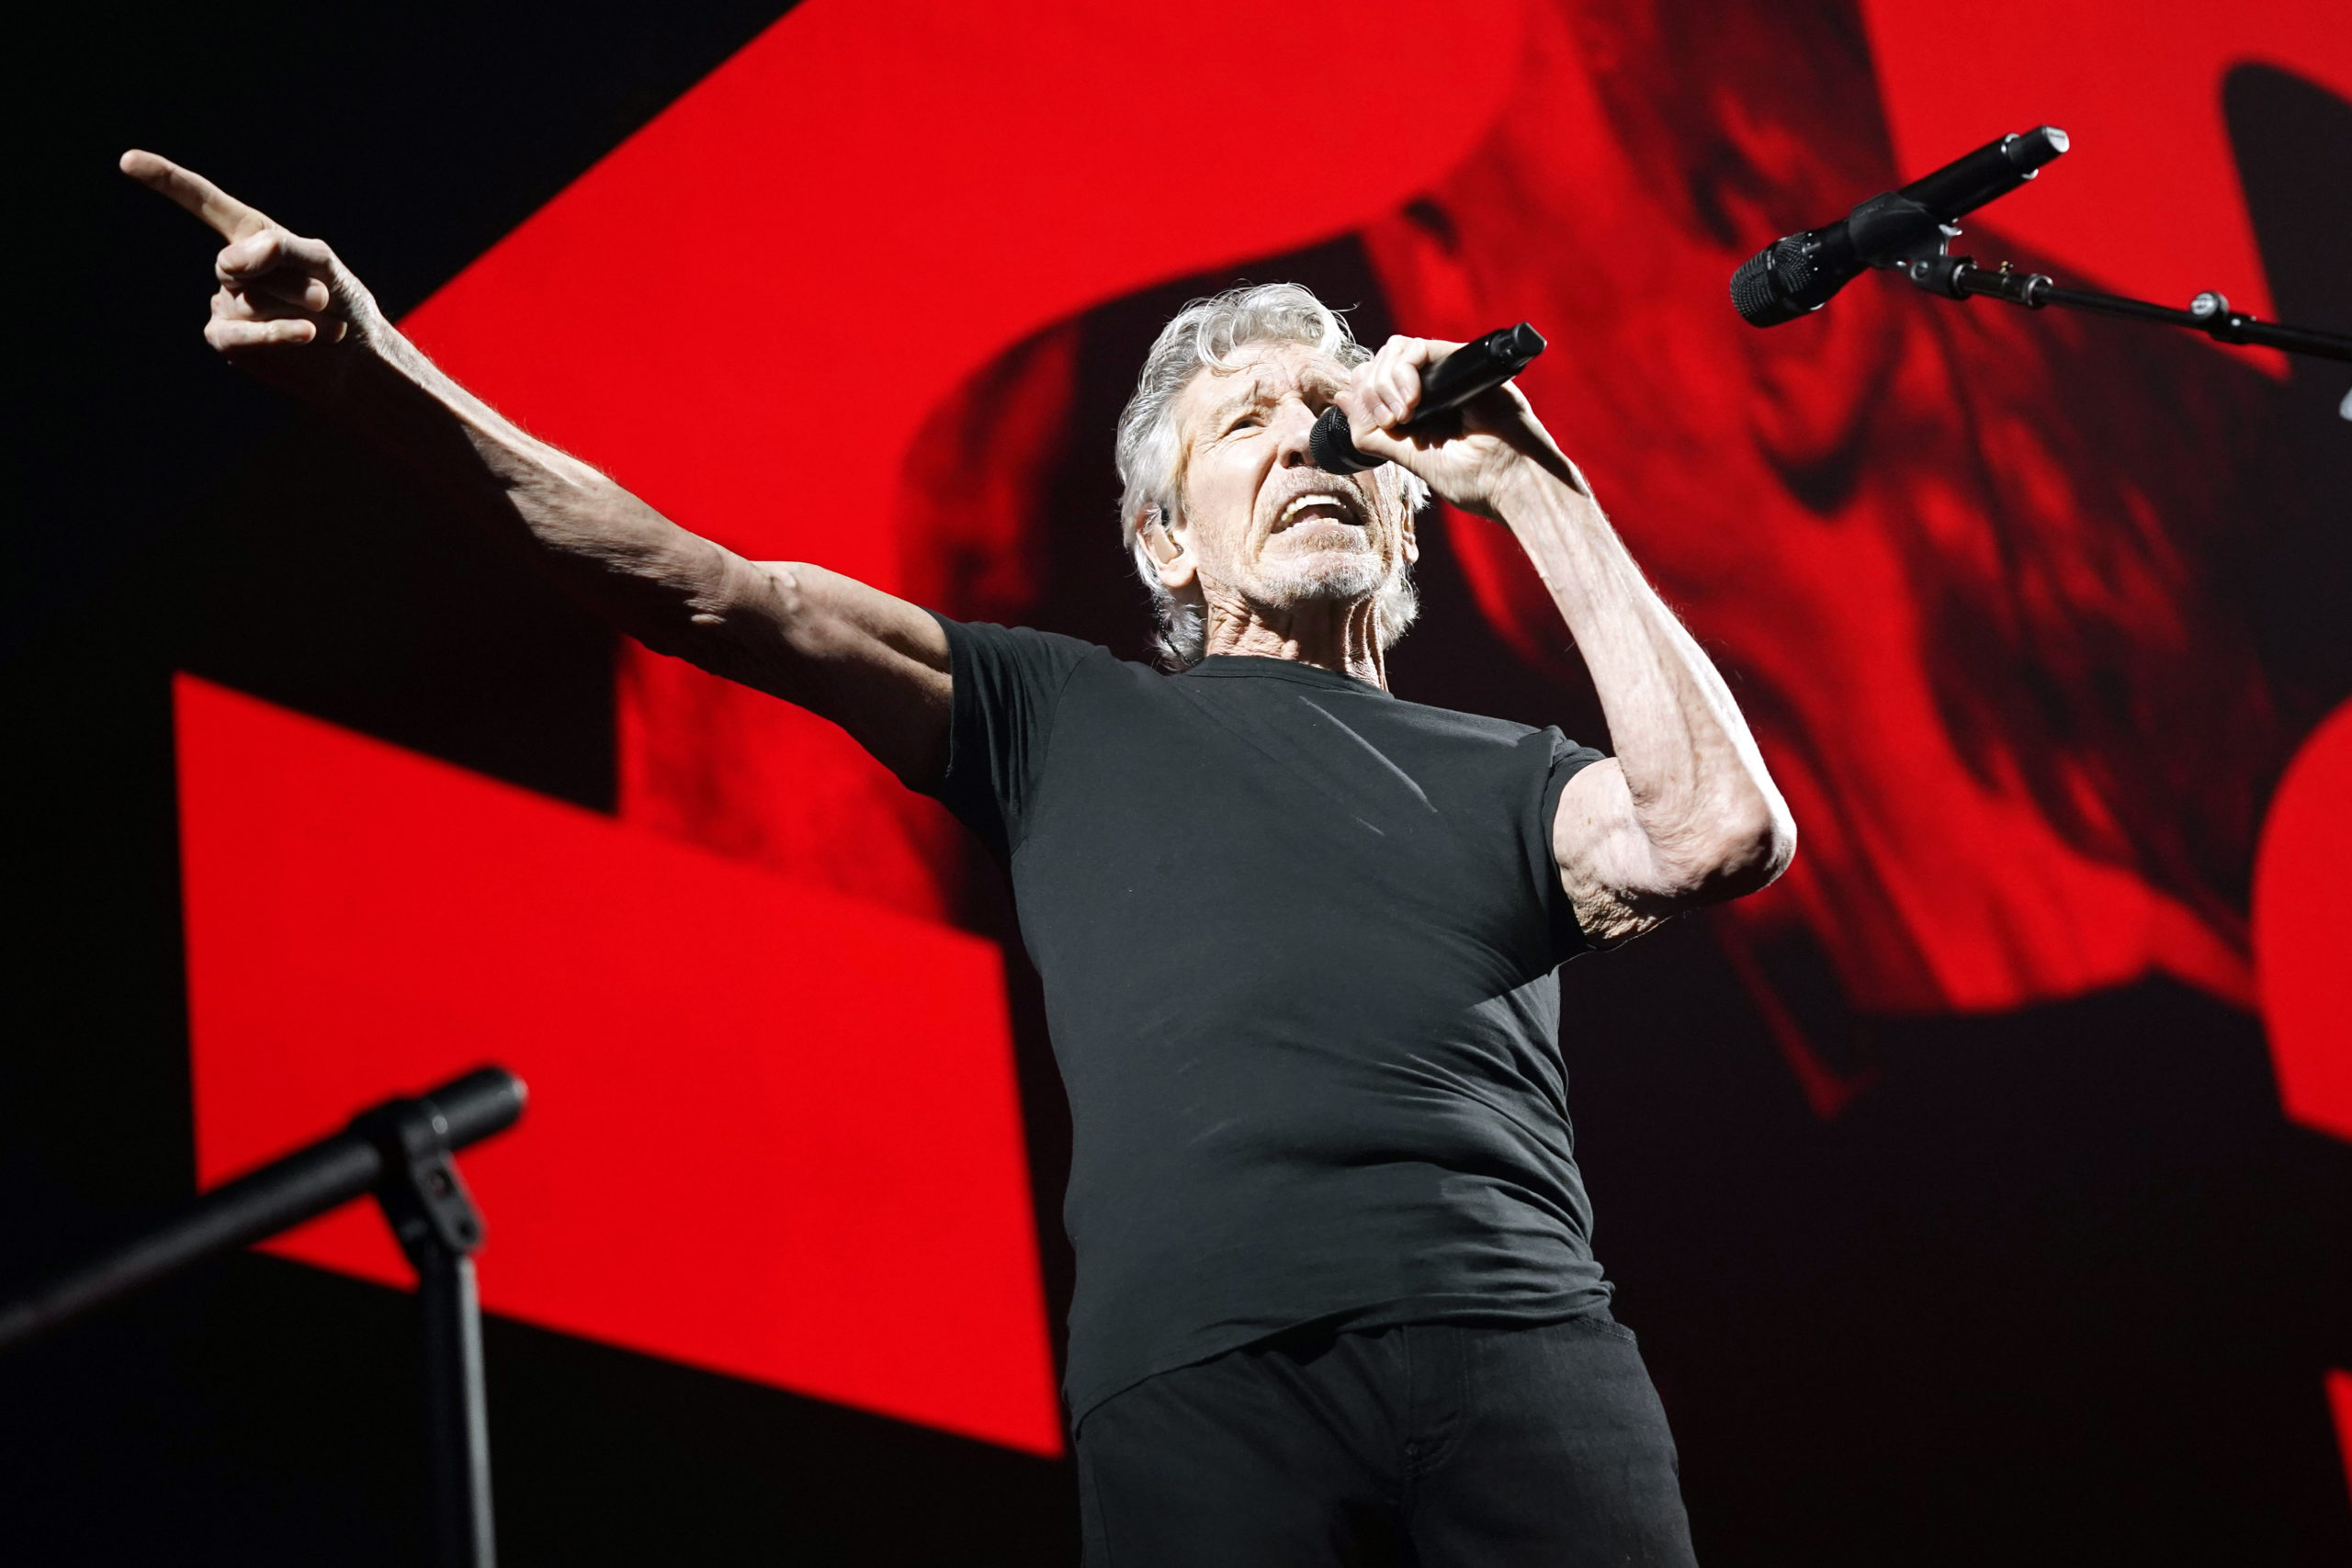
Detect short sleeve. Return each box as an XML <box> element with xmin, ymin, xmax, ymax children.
<box><xmin>921</xmin><ymin>613</ymin><xmax>1102</xmax><ymax>861</ymax></box>
<box><xmin>1537</xmin><ymin>727</ymin><xmax>1610</xmax><ymax>962</ymax></box>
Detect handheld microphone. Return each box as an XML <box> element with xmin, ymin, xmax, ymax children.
<box><xmin>1309</xmin><ymin>322</ymin><xmax>1547</xmax><ymax>475</ymax></box>
<box><xmin>1729</xmin><ymin>125</ymin><xmax>2068</xmax><ymax>327</ymax></box>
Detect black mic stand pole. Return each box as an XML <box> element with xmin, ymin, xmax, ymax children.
<box><xmin>351</xmin><ymin>1091</ymin><xmax>503</xmax><ymax>1568</ymax></box>
<box><xmin>1891</xmin><ymin>233</ymin><xmax>2352</xmax><ymax>363</ymax></box>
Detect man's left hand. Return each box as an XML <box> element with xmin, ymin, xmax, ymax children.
<box><xmin>1333</xmin><ymin>334</ymin><xmax>1584</xmax><ymax>518</ymax></box>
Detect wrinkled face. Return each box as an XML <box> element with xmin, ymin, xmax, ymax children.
<box><xmin>1164</xmin><ymin>340</ymin><xmax>1414</xmax><ymax>613</ymax></box>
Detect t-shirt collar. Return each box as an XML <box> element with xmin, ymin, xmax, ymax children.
<box><xmin>1182</xmin><ymin>655</ymin><xmax>1392</xmax><ymax>697</ymax></box>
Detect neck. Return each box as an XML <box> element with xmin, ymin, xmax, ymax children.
<box><xmin>1199</xmin><ymin>592</ymin><xmax>1386</xmax><ymax>688</ymax></box>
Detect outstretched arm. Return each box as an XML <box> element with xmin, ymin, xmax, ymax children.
<box><xmin>1337</xmin><ymin>334</ymin><xmax>1795</xmax><ymax>945</ymax></box>
<box><xmin>119</xmin><ymin>152</ymin><xmax>950</xmax><ymax>787</ymax></box>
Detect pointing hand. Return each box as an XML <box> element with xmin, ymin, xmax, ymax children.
<box><xmin>120</xmin><ymin>150</ymin><xmax>380</xmax><ymax>387</ymax></box>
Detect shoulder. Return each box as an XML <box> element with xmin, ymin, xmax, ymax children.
<box><xmin>933</xmin><ymin>614</ymin><xmax>1098</xmax><ymax>661</ymax></box>
<box><xmin>1382</xmin><ymin>690</ymin><xmax>1556</xmax><ymax>750</ymax></box>
<box><xmin>1376</xmin><ymin>694</ymin><xmax>1607</xmax><ymax>803</ymax></box>
<box><xmin>931</xmin><ymin>616</ymin><xmax>1185</xmax><ymax>736</ymax></box>
<box><xmin>932</xmin><ymin>615</ymin><xmax>1133</xmax><ymax>682</ymax></box>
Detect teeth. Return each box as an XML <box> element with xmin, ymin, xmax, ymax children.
<box><xmin>1279</xmin><ymin>493</ymin><xmax>1354</xmax><ymax>526</ymax></box>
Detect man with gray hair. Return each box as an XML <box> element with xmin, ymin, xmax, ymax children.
<box><xmin>128</xmin><ymin>152</ymin><xmax>1793</xmax><ymax>1566</ymax></box>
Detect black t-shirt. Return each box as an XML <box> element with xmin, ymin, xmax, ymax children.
<box><xmin>923</xmin><ymin>615</ymin><xmax>1614</xmax><ymax>1423</ymax></box>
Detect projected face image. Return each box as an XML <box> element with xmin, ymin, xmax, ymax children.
<box><xmin>1345</xmin><ymin>0</ymin><xmax>2306</xmax><ymax>1036</ymax></box>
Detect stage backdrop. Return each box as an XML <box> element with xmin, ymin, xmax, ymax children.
<box><xmin>6</xmin><ymin>0</ymin><xmax>2349</xmax><ymax>1562</ymax></box>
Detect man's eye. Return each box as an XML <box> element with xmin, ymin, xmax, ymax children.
<box><xmin>1225</xmin><ymin>416</ymin><xmax>1261</xmax><ymax>434</ymax></box>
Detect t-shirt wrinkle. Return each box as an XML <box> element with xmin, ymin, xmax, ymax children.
<box><xmin>920</xmin><ymin>615</ymin><xmax>1613</xmax><ymax>1424</ymax></box>
<box><xmin>1295</xmin><ymin>697</ymin><xmax>1442</xmax><ymax>816</ymax></box>
<box><xmin>1013</xmin><ymin>648</ymin><xmax>1089</xmax><ymax>859</ymax></box>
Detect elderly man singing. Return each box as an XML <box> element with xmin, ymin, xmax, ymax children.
<box><xmin>126</xmin><ymin>150</ymin><xmax>1792</xmax><ymax>1567</ymax></box>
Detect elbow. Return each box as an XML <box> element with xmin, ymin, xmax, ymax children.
<box><xmin>1712</xmin><ymin>794</ymin><xmax>1796</xmax><ymax>899</ymax></box>
<box><xmin>1664</xmin><ymin>791</ymin><xmax>1794</xmax><ymax>906</ymax></box>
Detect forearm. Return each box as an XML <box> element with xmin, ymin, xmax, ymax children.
<box><xmin>323</xmin><ymin>321</ymin><xmax>762</xmax><ymax>662</ymax></box>
<box><xmin>1497</xmin><ymin>464</ymin><xmax>1792</xmax><ymax>889</ymax></box>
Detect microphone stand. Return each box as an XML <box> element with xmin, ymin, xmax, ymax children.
<box><xmin>1889</xmin><ymin>231</ymin><xmax>2352</xmax><ymax>363</ymax></box>
<box><xmin>1</xmin><ymin>1066</ymin><xmax>526</xmax><ymax>1568</ymax></box>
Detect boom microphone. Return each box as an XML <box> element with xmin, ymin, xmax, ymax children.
<box><xmin>1310</xmin><ymin>322</ymin><xmax>1546</xmax><ymax>475</ymax></box>
<box><xmin>1730</xmin><ymin>125</ymin><xmax>2069</xmax><ymax>327</ymax></box>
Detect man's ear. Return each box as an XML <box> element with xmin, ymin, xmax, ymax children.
<box><xmin>1398</xmin><ymin>502</ymin><xmax>1420</xmax><ymax>569</ymax></box>
<box><xmin>1138</xmin><ymin>508</ymin><xmax>1198</xmax><ymax>592</ymax></box>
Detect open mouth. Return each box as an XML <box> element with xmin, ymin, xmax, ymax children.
<box><xmin>1273</xmin><ymin>491</ymin><xmax>1365</xmax><ymax>532</ymax></box>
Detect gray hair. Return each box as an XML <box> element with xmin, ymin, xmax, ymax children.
<box><xmin>1114</xmin><ymin>283</ymin><xmax>1427</xmax><ymax>668</ymax></box>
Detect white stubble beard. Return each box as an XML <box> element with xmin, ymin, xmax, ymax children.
<box><xmin>1253</xmin><ymin>545</ymin><xmax>1389</xmax><ymax>609</ymax></box>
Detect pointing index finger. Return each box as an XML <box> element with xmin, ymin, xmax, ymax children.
<box><xmin>119</xmin><ymin>150</ymin><xmax>275</xmax><ymax>241</ymax></box>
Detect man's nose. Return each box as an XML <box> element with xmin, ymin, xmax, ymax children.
<box><xmin>1272</xmin><ymin>400</ymin><xmax>1318</xmax><ymax>469</ymax></box>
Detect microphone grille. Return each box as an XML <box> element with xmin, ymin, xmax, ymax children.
<box><xmin>1730</xmin><ymin>240</ymin><xmax>1819</xmax><ymax>327</ymax></box>
<box><xmin>1730</xmin><ymin>248</ymin><xmax>1787</xmax><ymax>325</ymax></box>
<box><xmin>1309</xmin><ymin>408</ymin><xmax>1380</xmax><ymax>475</ymax></box>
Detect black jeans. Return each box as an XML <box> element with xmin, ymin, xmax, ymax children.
<box><xmin>1073</xmin><ymin>1315</ymin><xmax>1699</xmax><ymax>1567</ymax></box>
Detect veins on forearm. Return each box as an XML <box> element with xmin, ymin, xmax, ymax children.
<box><xmin>326</xmin><ymin>328</ymin><xmax>743</xmax><ymax>658</ymax></box>
<box><xmin>1505</xmin><ymin>468</ymin><xmax>1789</xmax><ymax>886</ymax></box>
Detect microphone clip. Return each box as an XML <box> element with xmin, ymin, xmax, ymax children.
<box><xmin>1846</xmin><ymin>191</ymin><xmax>1944</xmax><ymax>267</ymax></box>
